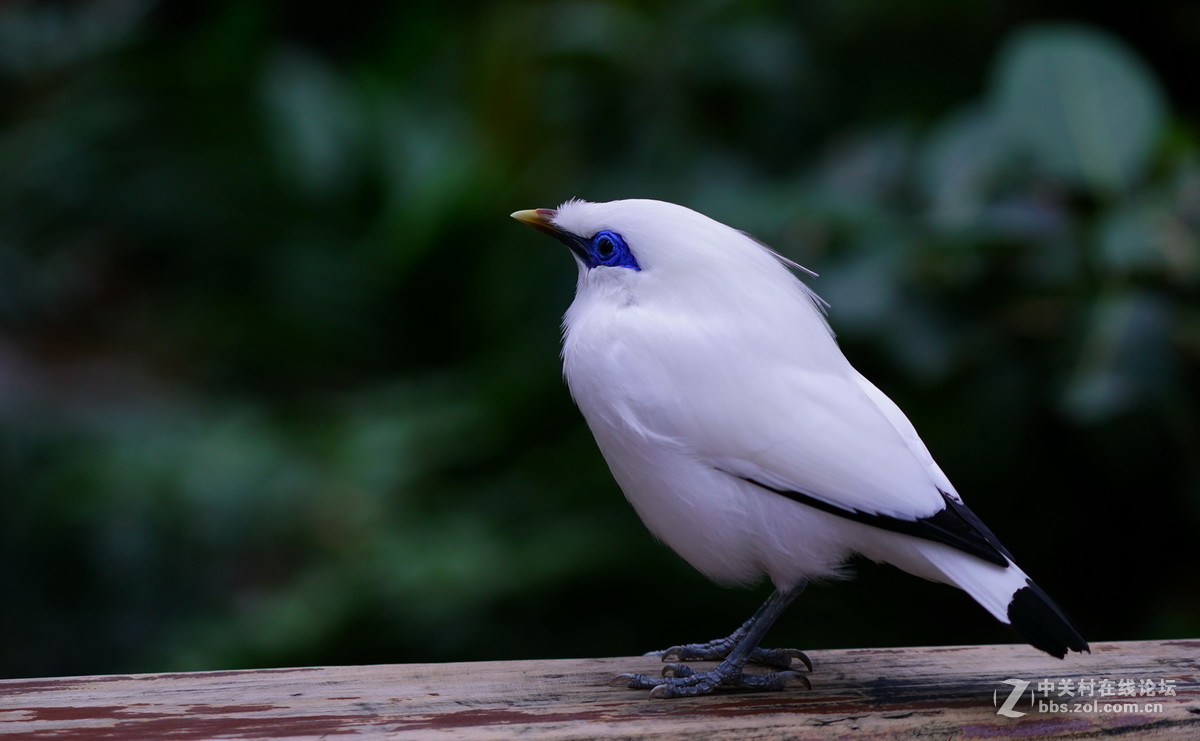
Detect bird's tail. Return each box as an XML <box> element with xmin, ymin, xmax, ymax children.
<box><xmin>1004</xmin><ymin>574</ymin><xmax>1090</xmax><ymax>659</ymax></box>
<box><xmin>891</xmin><ymin>541</ymin><xmax>1089</xmax><ymax>658</ymax></box>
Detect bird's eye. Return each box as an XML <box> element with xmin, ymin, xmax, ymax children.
<box><xmin>588</xmin><ymin>230</ymin><xmax>639</xmax><ymax>270</ymax></box>
<box><xmin>595</xmin><ymin>235</ymin><xmax>616</xmax><ymax>260</ymax></box>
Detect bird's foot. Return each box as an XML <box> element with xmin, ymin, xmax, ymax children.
<box><xmin>646</xmin><ymin>638</ymin><xmax>812</xmax><ymax>672</ymax></box>
<box><xmin>613</xmin><ymin>660</ymin><xmax>811</xmax><ymax>698</ymax></box>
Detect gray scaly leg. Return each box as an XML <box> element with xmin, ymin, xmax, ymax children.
<box><xmin>614</xmin><ymin>585</ymin><xmax>812</xmax><ymax>698</ymax></box>
<box><xmin>644</xmin><ymin>590</ymin><xmax>813</xmax><ymax>671</ymax></box>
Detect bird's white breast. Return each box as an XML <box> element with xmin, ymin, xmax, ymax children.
<box><xmin>561</xmin><ymin>280</ymin><xmax>861</xmax><ymax>587</ymax></box>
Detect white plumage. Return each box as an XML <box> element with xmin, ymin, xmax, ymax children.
<box><xmin>512</xmin><ymin>198</ymin><xmax>1086</xmax><ymax>697</ymax></box>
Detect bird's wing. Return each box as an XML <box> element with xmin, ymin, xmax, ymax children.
<box><xmin>628</xmin><ymin>351</ymin><xmax>1009</xmax><ymax>566</ymax></box>
<box><xmin>696</xmin><ymin>365</ymin><xmax>947</xmax><ymax>517</ymax></box>
<box><xmin>848</xmin><ymin>369</ymin><xmax>959</xmax><ymax>499</ymax></box>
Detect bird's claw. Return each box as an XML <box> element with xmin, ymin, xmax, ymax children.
<box><xmin>613</xmin><ymin>659</ymin><xmax>810</xmax><ymax>698</ymax></box>
<box><xmin>647</xmin><ymin>637</ymin><xmax>737</xmax><ymax>663</ymax></box>
<box><xmin>611</xmin><ymin>672</ymin><xmax>660</xmax><ymax>689</ymax></box>
<box><xmin>649</xmin><ymin>641</ymin><xmax>813</xmax><ymax>671</ymax></box>
<box><xmin>756</xmin><ymin>647</ymin><xmax>814</xmax><ymax>672</ymax></box>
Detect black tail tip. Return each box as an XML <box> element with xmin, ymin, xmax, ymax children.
<box><xmin>1007</xmin><ymin>579</ymin><xmax>1089</xmax><ymax>659</ymax></box>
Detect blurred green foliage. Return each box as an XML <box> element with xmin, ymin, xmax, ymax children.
<box><xmin>2</xmin><ymin>1</ymin><xmax>1197</xmax><ymax>679</ymax></box>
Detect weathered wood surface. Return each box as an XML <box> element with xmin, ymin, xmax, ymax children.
<box><xmin>1</xmin><ymin>639</ymin><xmax>1197</xmax><ymax>739</ymax></box>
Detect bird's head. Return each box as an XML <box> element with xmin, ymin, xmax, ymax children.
<box><xmin>511</xmin><ymin>198</ymin><xmax>813</xmax><ymax>311</ymax></box>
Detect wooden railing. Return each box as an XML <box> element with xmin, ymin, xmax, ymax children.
<box><xmin>2</xmin><ymin>639</ymin><xmax>1196</xmax><ymax>738</ymax></box>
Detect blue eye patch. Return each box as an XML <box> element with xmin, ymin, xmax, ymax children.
<box><xmin>536</xmin><ymin>220</ymin><xmax>642</xmax><ymax>271</ymax></box>
<box><xmin>583</xmin><ymin>230</ymin><xmax>640</xmax><ymax>271</ymax></box>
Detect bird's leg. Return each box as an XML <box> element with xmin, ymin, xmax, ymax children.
<box><xmin>615</xmin><ymin>585</ymin><xmax>812</xmax><ymax>698</ymax></box>
<box><xmin>644</xmin><ymin>590</ymin><xmax>812</xmax><ymax>671</ymax></box>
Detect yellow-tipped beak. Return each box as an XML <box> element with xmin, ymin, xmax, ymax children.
<box><xmin>510</xmin><ymin>208</ymin><xmax>560</xmax><ymax>237</ymax></box>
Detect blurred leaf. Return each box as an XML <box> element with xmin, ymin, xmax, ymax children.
<box><xmin>814</xmin><ymin>125</ymin><xmax>913</xmax><ymax>211</ymax></box>
<box><xmin>538</xmin><ymin>1</ymin><xmax>646</xmax><ymax>59</ymax></box>
<box><xmin>693</xmin><ymin>15</ymin><xmax>806</xmax><ymax>92</ymax></box>
<box><xmin>259</xmin><ymin>46</ymin><xmax>364</xmax><ymax>197</ymax></box>
<box><xmin>918</xmin><ymin>107</ymin><xmax>1007</xmax><ymax>230</ymax></box>
<box><xmin>881</xmin><ymin>302</ymin><xmax>957</xmax><ymax>381</ymax></box>
<box><xmin>977</xmin><ymin>197</ymin><xmax>1071</xmax><ymax>244</ymax></box>
<box><xmin>816</xmin><ymin>248</ymin><xmax>905</xmax><ymax>335</ymax></box>
<box><xmin>1097</xmin><ymin>202</ymin><xmax>1171</xmax><ymax>274</ymax></box>
<box><xmin>0</xmin><ymin>1</ymin><xmax>149</xmax><ymax>76</ymax></box>
<box><xmin>1062</xmin><ymin>291</ymin><xmax>1174</xmax><ymax>421</ymax></box>
<box><xmin>991</xmin><ymin>25</ymin><xmax>1167</xmax><ymax>194</ymax></box>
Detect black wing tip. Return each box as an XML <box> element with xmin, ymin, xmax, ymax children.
<box><xmin>1007</xmin><ymin>579</ymin><xmax>1089</xmax><ymax>659</ymax></box>
<box><xmin>732</xmin><ymin>475</ymin><xmax>1010</xmax><ymax>567</ymax></box>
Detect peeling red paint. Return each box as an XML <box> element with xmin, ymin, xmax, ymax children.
<box><xmin>6</xmin><ymin>706</ymin><xmax>153</xmax><ymax>723</ymax></box>
<box><xmin>1</xmin><ymin>713</ymin><xmax>362</xmax><ymax>741</ymax></box>
<box><xmin>959</xmin><ymin>713</ymin><xmax>1174</xmax><ymax>739</ymax></box>
<box><xmin>0</xmin><ymin>667</ymin><xmax>319</xmax><ymax>697</ymax></box>
<box><xmin>183</xmin><ymin>704</ymin><xmax>280</xmax><ymax>715</ymax></box>
<box><xmin>0</xmin><ymin>679</ymin><xmax>95</xmax><ymax>696</ymax></box>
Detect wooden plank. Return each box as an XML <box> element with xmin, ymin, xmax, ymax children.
<box><xmin>1</xmin><ymin>639</ymin><xmax>1197</xmax><ymax>739</ymax></box>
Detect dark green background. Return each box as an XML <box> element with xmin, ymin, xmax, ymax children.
<box><xmin>2</xmin><ymin>1</ymin><xmax>1197</xmax><ymax>680</ymax></box>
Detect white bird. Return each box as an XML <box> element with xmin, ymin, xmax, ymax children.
<box><xmin>512</xmin><ymin>198</ymin><xmax>1088</xmax><ymax>698</ymax></box>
